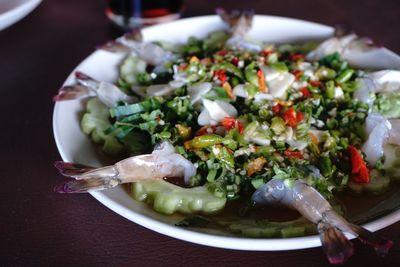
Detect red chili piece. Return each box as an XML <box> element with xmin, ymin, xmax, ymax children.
<box><xmin>301</xmin><ymin>87</ymin><xmax>311</xmax><ymax>98</ymax></box>
<box><xmin>284</xmin><ymin>149</ymin><xmax>304</xmax><ymax>159</ymax></box>
<box><xmin>222</xmin><ymin>117</ymin><xmax>244</xmax><ymax>134</ymax></box>
<box><xmin>216</xmin><ymin>50</ymin><xmax>228</xmax><ymax>56</ymax></box>
<box><xmin>283</xmin><ymin>107</ymin><xmax>304</xmax><ymax>128</ymax></box>
<box><xmin>309</xmin><ymin>80</ymin><xmax>321</xmax><ymax>87</ymax></box>
<box><xmin>231</xmin><ymin>57</ymin><xmax>239</xmax><ymax>66</ymax></box>
<box><xmin>213</xmin><ymin>70</ymin><xmax>228</xmax><ymax>83</ymax></box>
<box><xmin>292</xmin><ymin>70</ymin><xmax>303</xmax><ymax>80</ymax></box>
<box><xmin>259</xmin><ymin>50</ymin><xmax>272</xmax><ymax>57</ymax></box>
<box><xmin>348</xmin><ymin>145</ymin><xmax>370</xmax><ymax>183</ymax></box>
<box><xmin>290</xmin><ymin>54</ymin><xmax>305</xmax><ymax>61</ymax></box>
<box><xmin>272</xmin><ymin>103</ymin><xmax>282</xmax><ymax>114</ymax></box>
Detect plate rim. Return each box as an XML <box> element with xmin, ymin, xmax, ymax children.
<box><xmin>0</xmin><ymin>0</ymin><xmax>42</xmax><ymax>31</ymax></box>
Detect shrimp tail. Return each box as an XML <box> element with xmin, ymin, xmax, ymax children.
<box><xmin>54</xmin><ymin>161</ymin><xmax>121</xmax><ymax>193</ymax></box>
<box><xmin>54</xmin><ymin>177</ymin><xmax>120</xmax><ymax>193</ymax></box>
<box><xmin>98</xmin><ymin>40</ymin><xmax>131</xmax><ymax>53</ymax></box>
<box><xmin>216</xmin><ymin>8</ymin><xmax>260</xmax><ymax>52</ymax></box>
<box><xmin>54</xmin><ymin>161</ymin><xmax>95</xmax><ymax>176</ymax></box>
<box><xmin>322</xmin><ymin>205</ymin><xmax>392</xmax><ymax>261</ymax></box>
<box><xmin>53</xmin><ymin>85</ymin><xmax>92</xmax><ymax>101</ymax></box>
<box><xmin>348</xmin><ymin>224</ymin><xmax>393</xmax><ymax>256</ymax></box>
<box><xmin>55</xmin><ymin>161</ymin><xmax>118</xmax><ymax>180</ymax></box>
<box><xmin>74</xmin><ymin>71</ymin><xmax>100</xmax><ymax>89</ymax></box>
<box><xmin>53</xmin><ymin>71</ymin><xmax>99</xmax><ymax>101</ymax></box>
<box><xmin>124</xmin><ymin>29</ymin><xmax>143</xmax><ymax>42</ymax></box>
<box><xmin>98</xmin><ymin>29</ymin><xmax>142</xmax><ymax>53</ymax></box>
<box><xmin>215</xmin><ymin>8</ymin><xmax>254</xmax><ymax>29</ymax></box>
<box><xmin>317</xmin><ymin>222</ymin><xmax>354</xmax><ymax>264</ymax></box>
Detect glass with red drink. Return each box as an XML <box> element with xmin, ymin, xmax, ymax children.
<box><xmin>106</xmin><ymin>0</ymin><xmax>184</xmax><ymax>29</ymax></box>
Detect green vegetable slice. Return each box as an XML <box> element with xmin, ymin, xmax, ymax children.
<box><xmin>81</xmin><ymin>98</ymin><xmax>124</xmax><ymax>156</ymax></box>
<box><xmin>348</xmin><ymin>169</ymin><xmax>391</xmax><ymax>195</ymax></box>
<box><xmin>383</xmin><ymin>144</ymin><xmax>400</xmax><ymax>181</ymax></box>
<box><xmin>131</xmin><ymin>180</ymin><xmax>227</xmax><ymax>215</ymax></box>
<box><xmin>373</xmin><ymin>93</ymin><xmax>400</xmax><ymax>118</ymax></box>
<box><xmin>228</xmin><ymin>217</ymin><xmax>314</xmax><ymax>238</ymax></box>
<box><xmin>119</xmin><ymin>54</ymin><xmax>148</xmax><ymax>86</ymax></box>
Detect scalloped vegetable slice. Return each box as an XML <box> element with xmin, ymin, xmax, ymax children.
<box><xmin>228</xmin><ymin>217</ymin><xmax>314</xmax><ymax>238</ymax></box>
<box><xmin>81</xmin><ymin>98</ymin><xmax>124</xmax><ymax>156</ymax></box>
<box><xmin>119</xmin><ymin>54</ymin><xmax>148</xmax><ymax>86</ymax></box>
<box><xmin>383</xmin><ymin>144</ymin><xmax>400</xmax><ymax>182</ymax></box>
<box><xmin>131</xmin><ymin>180</ymin><xmax>227</xmax><ymax>215</ymax></box>
<box><xmin>348</xmin><ymin>169</ymin><xmax>391</xmax><ymax>195</ymax></box>
<box><xmin>227</xmin><ymin>204</ymin><xmax>345</xmax><ymax>238</ymax></box>
<box><xmin>374</xmin><ymin>93</ymin><xmax>400</xmax><ymax>118</ymax></box>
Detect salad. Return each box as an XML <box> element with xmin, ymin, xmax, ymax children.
<box><xmin>54</xmin><ymin>10</ymin><xmax>400</xmax><ymax>264</ymax></box>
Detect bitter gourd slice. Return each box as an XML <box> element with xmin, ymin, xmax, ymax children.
<box><xmin>131</xmin><ymin>180</ymin><xmax>227</xmax><ymax>215</ymax></box>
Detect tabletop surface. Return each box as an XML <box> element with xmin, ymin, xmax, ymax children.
<box><xmin>1</xmin><ymin>0</ymin><xmax>400</xmax><ymax>266</ymax></box>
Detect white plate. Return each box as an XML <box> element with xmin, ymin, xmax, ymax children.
<box><xmin>53</xmin><ymin>15</ymin><xmax>400</xmax><ymax>251</ymax></box>
<box><xmin>0</xmin><ymin>0</ymin><xmax>41</xmax><ymax>31</ymax></box>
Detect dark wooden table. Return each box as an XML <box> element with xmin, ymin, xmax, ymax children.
<box><xmin>1</xmin><ymin>0</ymin><xmax>399</xmax><ymax>266</ymax></box>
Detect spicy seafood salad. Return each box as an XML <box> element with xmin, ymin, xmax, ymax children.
<box><xmin>54</xmin><ymin>10</ymin><xmax>400</xmax><ymax>264</ymax></box>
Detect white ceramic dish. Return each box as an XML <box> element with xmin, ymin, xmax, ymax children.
<box><xmin>53</xmin><ymin>15</ymin><xmax>400</xmax><ymax>251</ymax></box>
<box><xmin>0</xmin><ymin>0</ymin><xmax>41</xmax><ymax>31</ymax></box>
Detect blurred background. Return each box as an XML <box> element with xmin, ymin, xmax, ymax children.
<box><xmin>18</xmin><ymin>0</ymin><xmax>398</xmax><ymax>50</ymax></box>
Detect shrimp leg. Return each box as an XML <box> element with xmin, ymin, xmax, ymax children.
<box><xmin>54</xmin><ymin>142</ymin><xmax>196</xmax><ymax>193</ymax></box>
<box><xmin>252</xmin><ymin>179</ymin><xmax>392</xmax><ymax>264</ymax></box>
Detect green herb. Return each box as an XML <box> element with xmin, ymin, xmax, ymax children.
<box><xmin>189</xmin><ymin>134</ymin><xmax>223</xmax><ymax>149</ymax></box>
<box><xmin>270</xmin><ymin>62</ymin><xmax>288</xmax><ymax>72</ymax></box>
<box><xmin>335</xmin><ymin>69</ymin><xmax>355</xmax><ymax>84</ymax></box>
<box><xmin>110</xmin><ymin>96</ymin><xmax>163</xmax><ymax>118</ymax></box>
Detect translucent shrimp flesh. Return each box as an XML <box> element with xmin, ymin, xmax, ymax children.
<box><xmin>307</xmin><ymin>33</ymin><xmax>400</xmax><ymax>69</ymax></box>
<box><xmin>54</xmin><ymin>142</ymin><xmax>196</xmax><ymax>193</ymax></box>
<box><xmin>53</xmin><ymin>71</ymin><xmax>137</xmax><ymax>107</ymax></box>
<box><xmin>361</xmin><ymin>114</ymin><xmax>400</xmax><ymax>166</ymax></box>
<box><xmin>353</xmin><ymin>70</ymin><xmax>400</xmax><ymax>108</ymax></box>
<box><xmin>252</xmin><ymin>179</ymin><xmax>392</xmax><ymax>264</ymax></box>
<box><xmin>99</xmin><ymin>30</ymin><xmax>177</xmax><ymax>66</ymax></box>
<box><xmin>216</xmin><ymin>8</ymin><xmax>261</xmax><ymax>52</ymax></box>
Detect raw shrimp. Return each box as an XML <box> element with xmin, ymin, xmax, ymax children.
<box><xmin>53</xmin><ymin>71</ymin><xmax>137</xmax><ymax>107</ymax></box>
<box><xmin>353</xmin><ymin>70</ymin><xmax>400</xmax><ymax>107</ymax></box>
<box><xmin>252</xmin><ymin>179</ymin><xmax>392</xmax><ymax>264</ymax></box>
<box><xmin>307</xmin><ymin>33</ymin><xmax>400</xmax><ymax>69</ymax></box>
<box><xmin>54</xmin><ymin>142</ymin><xmax>196</xmax><ymax>193</ymax></box>
<box><xmin>362</xmin><ymin>113</ymin><xmax>392</xmax><ymax>165</ymax></box>
<box><xmin>216</xmin><ymin>8</ymin><xmax>261</xmax><ymax>52</ymax></box>
<box><xmin>361</xmin><ymin>114</ymin><xmax>400</xmax><ymax>165</ymax></box>
<box><xmin>100</xmin><ymin>30</ymin><xmax>177</xmax><ymax>66</ymax></box>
